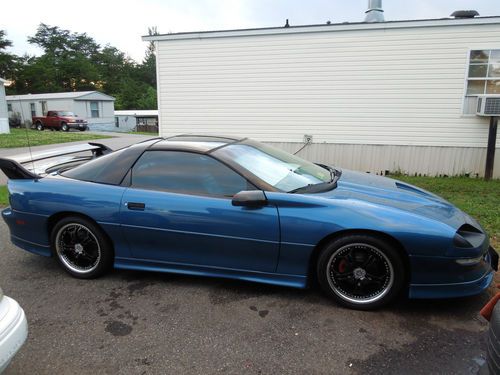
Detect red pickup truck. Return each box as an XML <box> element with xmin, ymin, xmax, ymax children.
<box><xmin>33</xmin><ymin>111</ymin><xmax>88</xmax><ymax>132</ymax></box>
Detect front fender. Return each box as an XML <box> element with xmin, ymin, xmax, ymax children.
<box><xmin>266</xmin><ymin>192</ymin><xmax>457</xmax><ymax>275</ymax></box>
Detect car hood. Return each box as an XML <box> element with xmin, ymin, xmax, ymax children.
<box><xmin>314</xmin><ymin>169</ymin><xmax>472</xmax><ymax>229</ymax></box>
<box><xmin>61</xmin><ymin>116</ymin><xmax>82</xmax><ymax>121</ymax></box>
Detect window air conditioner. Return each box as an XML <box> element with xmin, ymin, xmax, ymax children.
<box><xmin>476</xmin><ymin>95</ymin><xmax>500</xmax><ymax>116</ymax></box>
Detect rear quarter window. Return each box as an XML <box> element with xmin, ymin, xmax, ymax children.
<box><xmin>62</xmin><ymin>148</ymin><xmax>128</xmax><ymax>184</ymax></box>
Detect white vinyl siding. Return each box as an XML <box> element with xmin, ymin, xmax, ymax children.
<box><xmin>155</xmin><ymin>21</ymin><xmax>500</xmax><ymax>148</ymax></box>
<box><xmin>0</xmin><ymin>82</ymin><xmax>8</xmax><ymax>134</ymax></box>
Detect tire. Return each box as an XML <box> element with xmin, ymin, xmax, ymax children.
<box><xmin>79</xmin><ymin>128</ymin><xmax>86</xmax><ymax>132</ymax></box>
<box><xmin>316</xmin><ymin>234</ymin><xmax>405</xmax><ymax>310</ymax></box>
<box><xmin>487</xmin><ymin>303</ymin><xmax>500</xmax><ymax>375</ymax></box>
<box><xmin>61</xmin><ymin>122</ymin><xmax>69</xmax><ymax>132</ymax></box>
<box><xmin>35</xmin><ymin>122</ymin><xmax>44</xmax><ymax>131</ymax></box>
<box><xmin>50</xmin><ymin>216</ymin><xmax>114</xmax><ymax>279</ymax></box>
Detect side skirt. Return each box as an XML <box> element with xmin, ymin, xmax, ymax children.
<box><xmin>114</xmin><ymin>257</ymin><xmax>308</xmax><ymax>289</ymax></box>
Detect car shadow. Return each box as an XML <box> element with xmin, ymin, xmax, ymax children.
<box><xmin>109</xmin><ymin>267</ymin><xmax>493</xmax><ymax>319</ymax></box>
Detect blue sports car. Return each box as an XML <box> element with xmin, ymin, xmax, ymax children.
<box><xmin>0</xmin><ymin>135</ymin><xmax>497</xmax><ymax>310</ymax></box>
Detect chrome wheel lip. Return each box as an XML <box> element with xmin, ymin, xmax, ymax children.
<box><xmin>326</xmin><ymin>243</ymin><xmax>394</xmax><ymax>305</ymax></box>
<box><xmin>55</xmin><ymin>223</ymin><xmax>101</xmax><ymax>274</ymax></box>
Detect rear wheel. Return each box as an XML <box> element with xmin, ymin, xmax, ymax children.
<box><xmin>61</xmin><ymin>122</ymin><xmax>69</xmax><ymax>132</ymax></box>
<box><xmin>35</xmin><ymin>122</ymin><xmax>44</xmax><ymax>131</ymax></box>
<box><xmin>317</xmin><ymin>234</ymin><xmax>405</xmax><ymax>310</ymax></box>
<box><xmin>51</xmin><ymin>216</ymin><xmax>113</xmax><ymax>279</ymax></box>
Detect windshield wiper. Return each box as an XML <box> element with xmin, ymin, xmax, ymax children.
<box><xmin>288</xmin><ymin>165</ymin><xmax>341</xmax><ymax>194</ymax></box>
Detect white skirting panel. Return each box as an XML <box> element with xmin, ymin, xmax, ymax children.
<box><xmin>268</xmin><ymin>142</ymin><xmax>500</xmax><ymax>178</ymax></box>
<box><xmin>0</xmin><ymin>118</ymin><xmax>9</xmax><ymax>134</ymax></box>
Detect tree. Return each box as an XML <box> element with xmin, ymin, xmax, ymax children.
<box><xmin>7</xmin><ymin>23</ymin><xmax>159</xmax><ymax>109</ymax></box>
<box><xmin>0</xmin><ymin>30</ymin><xmax>17</xmax><ymax>79</ymax></box>
<box><xmin>140</xmin><ymin>27</ymin><xmax>158</xmax><ymax>88</ymax></box>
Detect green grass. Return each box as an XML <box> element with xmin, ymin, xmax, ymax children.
<box><xmin>0</xmin><ymin>186</ymin><xmax>7</xmax><ymax>206</ymax></box>
<box><xmin>0</xmin><ymin>128</ymin><xmax>113</xmax><ymax>148</ymax></box>
<box><xmin>392</xmin><ymin>176</ymin><xmax>500</xmax><ymax>248</ymax></box>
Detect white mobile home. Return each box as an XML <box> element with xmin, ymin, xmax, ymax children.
<box><xmin>7</xmin><ymin>91</ymin><xmax>115</xmax><ymax>131</ymax></box>
<box><xmin>145</xmin><ymin>12</ymin><xmax>500</xmax><ymax>178</ymax></box>
<box><xmin>0</xmin><ymin>78</ymin><xmax>9</xmax><ymax>134</ymax></box>
<box><xmin>114</xmin><ymin>110</ymin><xmax>159</xmax><ymax>132</ymax></box>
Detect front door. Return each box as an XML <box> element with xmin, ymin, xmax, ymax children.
<box><xmin>120</xmin><ymin>150</ymin><xmax>280</xmax><ymax>272</ymax></box>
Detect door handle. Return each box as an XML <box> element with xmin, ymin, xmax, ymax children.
<box><xmin>127</xmin><ymin>202</ymin><xmax>145</xmax><ymax>211</ymax></box>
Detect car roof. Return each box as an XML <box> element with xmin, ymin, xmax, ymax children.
<box><xmin>149</xmin><ymin>134</ymin><xmax>246</xmax><ymax>153</ymax></box>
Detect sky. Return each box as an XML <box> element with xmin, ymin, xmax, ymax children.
<box><xmin>1</xmin><ymin>0</ymin><xmax>499</xmax><ymax>62</ymax></box>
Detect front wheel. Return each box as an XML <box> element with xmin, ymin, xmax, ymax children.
<box><xmin>51</xmin><ymin>216</ymin><xmax>114</xmax><ymax>279</ymax></box>
<box><xmin>317</xmin><ymin>235</ymin><xmax>405</xmax><ymax>310</ymax></box>
<box><xmin>61</xmin><ymin>122</ymin><xmax>69</xmax><ymax>132</ymax></box>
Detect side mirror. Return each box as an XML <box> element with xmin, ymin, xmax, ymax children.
<box><xmin>232</xmin><ymin>190</ymin><xmax>267</xmax><ymax>207</ymax></box>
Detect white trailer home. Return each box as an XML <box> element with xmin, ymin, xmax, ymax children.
<box><xmin>114</xmin><ymin>110</ymin><xmax>159</xmax><ymax>132</ymax></box>
<box><xmin>0</xmin><ymin>78</ymin><xmax>9</xmax><ymax>134</ymax></box>
<box><xmin>6</xmin><ymin>91</ymin><xmax>115</xmax><ymax>131</ymax></box>
<box><xmin>144</xmin><ymin>8</ymin><xmax>500</xmax><ymax>178</ymax></box>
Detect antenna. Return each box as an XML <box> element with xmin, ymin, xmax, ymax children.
<box><xmin>17</xmin><ymin>98</ymin><xmax>36</xmax><ymax>175</ymax></box>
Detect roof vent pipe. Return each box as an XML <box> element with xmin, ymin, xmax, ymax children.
<box><xmin>450</xmin><ymin>10</ymin><xmax>479</xmax><ymax>19</ymax></box>
<box><xmin>365</xmin><ymin>0</ymin><xmax>385</xmax><ymax>23</ymax></box>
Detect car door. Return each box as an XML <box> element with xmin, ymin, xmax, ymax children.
<box><xmin>47</xmin><ymin>111</ymin><xmax>57</xmax><ymax>128</ymax></box>
<box><xmin>119</xmin><ymin>150</ymin><xmax>280</xmax><ymax>273</ymax></box>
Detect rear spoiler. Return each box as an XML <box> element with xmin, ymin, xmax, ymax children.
<box><xmin>0</xmin><ymin>142</ymin><xmax>113</xmax><ymax>180</ymax></box>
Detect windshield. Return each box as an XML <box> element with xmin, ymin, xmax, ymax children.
<box><xmin>58</xmin><ymin>111</ymin><xmax>76</xmax><ymax>117</ymax></box>
<box><xmin>213</xmin><ymin>139</ymin><xmax>332</xmax><ymax>192</ymax></box>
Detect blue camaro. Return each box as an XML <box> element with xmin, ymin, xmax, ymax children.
<box><xmin>0</xmin><ymin>135</ymin><xmax>497</xmax><ymax>310</ymax></box>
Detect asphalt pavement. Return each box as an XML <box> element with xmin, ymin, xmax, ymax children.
<box><xmin>0</xmin><ymin>218</ymin><xmax>496</xmax><ymax>375</ymax></box>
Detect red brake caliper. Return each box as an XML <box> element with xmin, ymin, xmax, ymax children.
<box><xmin>338</xmin><ymin>259</ymin><xmax>347</xmax><ymax>273</ymax></box>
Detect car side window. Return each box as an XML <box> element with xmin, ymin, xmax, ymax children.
<box><xmin>131</xmin><ymin>151</ymin><xmax>253</xmax><ymax>197</ymax></box>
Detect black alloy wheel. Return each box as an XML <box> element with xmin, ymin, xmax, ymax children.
<box><xmin>317</xmin><ymin>234</ymin><xmax>405</xmax><ymax>310</ymax></box>
<box><xmin>51</xmin><ymin>216</ymin><xmax>113</xmax><ymax>279</ymax></box>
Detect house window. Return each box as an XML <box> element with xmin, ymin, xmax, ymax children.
<box><xmin>464</xmin><ymin>50</ymin><xmax>500</xmax><ymax>114</ymax></box>
<box><xmin>30</xmin><ymin>103</ymin><xmax>36</xmax><ymax>117</ymax></box>
<box><xmin>115</xmin><ymin>117</ymin><xmax>119</xmax><ymax>127</ymax></box>
<box><xmin>90</xmin><ymin>101</ymin><xmax>99</xmax><ymax>118</ymax></box>
<box><xmin>40</xmin><ymin>101</ymin><xmax>48</xmax><ymax>115</ymax></box>
<box><xmin>7</xmin><ymin>103</ymin><xmax>12</xmax><ymax>112</ymax></box>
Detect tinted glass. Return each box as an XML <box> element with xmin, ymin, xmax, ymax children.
<box><xmin>213</xmin><ymin>140</ymin><xmax>331</xmax><ymax>192</ymax></box>
<box><xmin>62</xmin><ymin>148</ymin><xmax>128</xmax><ymax>182</ymax></box>
<box><xmin>131</xmin><ymin>151</ymin><xmax>251</xmax><ymax>197</ymax></box>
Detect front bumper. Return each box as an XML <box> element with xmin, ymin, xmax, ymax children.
<box><xmin>68</xmin><ymin>123</ymin><xmax>88</xmax><ymax>130</ymax></box>
<box><xmin>409</xmin><ymin>246</ymin><xmax>498</xmax><ymax>299</ymax></box>
<box><xmin>0</xmin><ymin>296</ymin><xmax>28</xmax><ymax>373</ymax></box>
